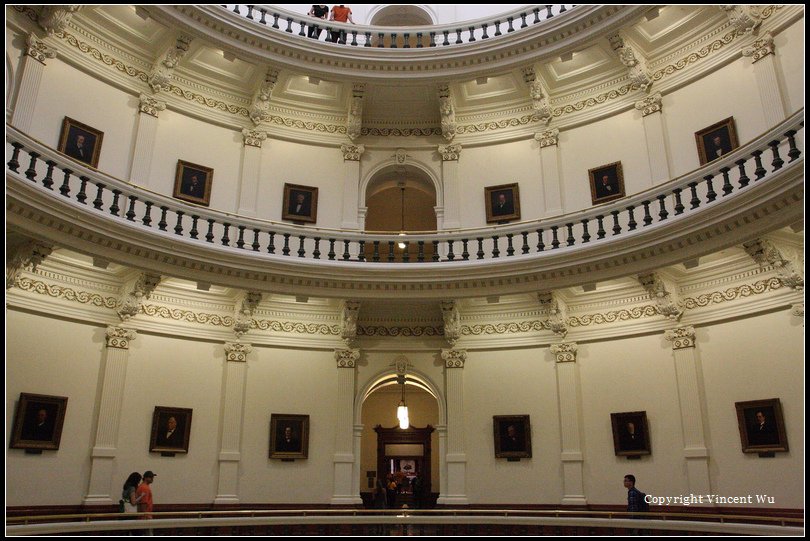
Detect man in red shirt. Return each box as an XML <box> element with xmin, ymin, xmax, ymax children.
<box><xmin>135</xmin><ymin>471</ymin><xmax>157</xmax><ymax>533</ymax></box>
<box><xmin>329</xmin><ymin>5</ymin><xmax>355</xmax><ymax>44</ymax></box>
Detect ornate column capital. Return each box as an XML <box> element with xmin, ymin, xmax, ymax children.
<box><xmin>441</xmin><ymin>348</ymin><xmax>466</xmax><ymax>368</ymax></box>
<box><xmin>341</xmin><ymin>143</ymin><xmax>365</xmax><ymax>161</ymax></box>
<box><xmin>534</xmin><ymin>128</ymin><xmax>559</xmax><ymax>148</ymax></box>
<box><xmin>105</xmin><ymin>326</ymin><xmax>137</xmax><ymax>349</ymax></box>
<box><xmin>25</xmin><ymin>33</ymin><xmax>57</xmax><ymax>64</ymax></box>
<box><xmin>742</xmin><ymin>31</ymin><xmax>775</xmax><ymax>63</ymax></box>
<box><xmin>138</xmin><ymin>93</ymin><xmax>166</xmax><ymax>117</ymax></box>
<box><xmin>634</xmin><ymin>92</ymin><xmax>663</xmax><ymax>116</ymax></box>
<box><xmin>550</xmin><ymin>342</ymin><xmax>577</xmax><ymax>363</ymax></box>
<box><xmin>224</xmin><ymin>341</ymin><xmax>252</xmax><ymax>362</ymax></box>
<box><xmin>335</xmin><ymin>348</ymin><xmax>360</xmax><ymax>368</ymax></box>
<box><xmin>665</xmin><ymin>326</ymin><xmax>696</xmax><ymax>350</ymax></box>
<box><xmin>438</xmin><ymin>143</ymin><xmax>462</xmax><ymax>161</ymax></box>
<box><xmin>241</xmin><ymin>128</ymin><xmax>267</xmax><ymax>148</ymax></box>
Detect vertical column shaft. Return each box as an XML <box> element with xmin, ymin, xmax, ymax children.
<box><xmin>214</xmin><ymin>342</ymin><xmax>251</xmax><ymax>504</ymax></box>
<box><xmin>552</xmin><ymin>342</ymin><xmax>587</xmax><ymax>505</ymax></box>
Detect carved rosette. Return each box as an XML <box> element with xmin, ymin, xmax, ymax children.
<box><xmin>550</xmin><ymin>342</ymin><xmax>577</xmax><ymax>363</ymax></box>
<box><xmin>138</xmin><ymin>94</ymin><xmax>166</xmax><ymax>117</ymax></box>
<box><xmin>441</xmin><ymin>348</ymin><xmax>466</xmax><ymax>368</ymax></box>
<box><xmin>224</xmin><ymin>342</ymin><xmax>252</xmax><ymax>362</ymax></box>
<box><xmin>395</xmin><ymin>148</ymin><xmax>408</xmax><ymax>164</ymax></box>
<box><xmin>341</xmin><ymin>143</ymin><xmax>365</xmax><ymax>161</ymax></box>
<box><xmin>665</xmin><ymin>326</ymin><xmax>696</xmax><ymax>350</ymax></box>
<box><xmin>742</xmin><ymin>32</ymin><xmax>775</xmax><ymax>63</ymax></box>
<box><xmin>438</xmin><ymin>144</ymin><xmax>462</xmax><ymax>161</ymax></box>
<box><xmin>106</xmin><ymin>326</ymin><xmax>136</xmax><ymax>349</ymax></box>
<box><xmin>634</xmin><ymin>92</ymin><xmax>663</xmax><ymax>116</ymax></box>
<box><xmin>335</xmin><ymin>348</ymin><xmax>360</xmax><ymax>368</ymax></box>
<box><xmin>242</xmin><ymin>128</ymin><xmax>267</xmax><ymax>148</ymax></box>
<box><xmin>534</xmin><ymin>128</ymin><xmax>559</xmax><ymax>148</ymax></box>
<box><xmin>791</xmin><ymin>304</ymin><xmax>804</xmax><ymax>319</ymax></box>
<box><xmin>26</xmin><ymin>34</ymin><xmax>57</xmax><ymax>64</ymax></box>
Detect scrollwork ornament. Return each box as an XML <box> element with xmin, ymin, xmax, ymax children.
<box><xmin>224</xmin><ymin>342</ymin><xmax>252</xmax><ymax>362</ymax></box>
<box><xmin>335</xmin><ymin>348</ymin><xmax>360</xmax><ymax>368</ymax></box>
<box><xmin>106</xmin><ymin>326</ymin><xmax>136</xmax><ymax>349</ymax></box>
<box><xmin>664</xmin><ymin>326</ymin><xmax>696</xmax><ymax>350</ymax></box>
<box><xmin>437</xmin><ymin>144</ymin><xmax>462</xmax><ymax>161</ymax></box>
<box><xmin>550</xmin><ymin>342</ymin><xmax>578</xmax><ymax>363</ymax></box>
<box><xmin>441</xmin><ymin>348</ymin><xmax>466</xmax><ymax>368</ymax></box>
<box><xmin>341</xmin><ymin>143</ymin><xmax>365</xmax><ymax>161</ymax></box>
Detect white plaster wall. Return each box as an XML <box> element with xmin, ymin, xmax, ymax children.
<box><xmin>30</xmin><ymin>58</ymin><xmax>138</xmax><ymax>181</ymax></box>
<box><xmin>239</xmin><ymin>346</ymin><xmax>338</xmax><ymax>503</ymax></box>
<box><xmin>6</xmin><ymin>311</ymin><xmax>104</xmax><ymax>505</ymax></box>
<box><xmin>775</xmin><ymin>20</ymin><xmax>805</xmax><ymax>116</ymax></box>
<box><xmin>463</xmin><ymin>348</ymin><xmax>563</xmax><ymax>504</ymax></box>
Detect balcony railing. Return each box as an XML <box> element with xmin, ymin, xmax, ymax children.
<box><xmin>5</xmin><ymin>111</ymin><xmax>804</xmax><ymax>268</ymax></box>
<box><xmin>222</xmin><ymin>5</ymin><xmax>574</xmax><ymax>48</ymax></box>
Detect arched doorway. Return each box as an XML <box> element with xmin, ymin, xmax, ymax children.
<box><xmin>359</xmin><ymin>376</ymin><xmax>440</xmax><ymax>508</ymax></box>
<box><xmin>367</xmin><ymin>5</ymin><xmax>436</xmax><ymax>48</ymax></box>
<box><xmin>364</xmin><ymin>165</ymin><xmax>437</xmax><ymax>262</ymax></box>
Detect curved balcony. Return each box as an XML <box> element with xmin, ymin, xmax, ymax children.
<box><xmin>147</xmin><ymin>5</ymin><xmax>648</xmax><ymax>81</ymax></box>
<box><xmin>6</xmin><ymin>112</ymin><xmax>804</xmax><ymax>299</ymax></box>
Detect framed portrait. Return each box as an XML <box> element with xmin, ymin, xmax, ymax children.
<box><xmin>57</xmin><ymin>117</ymin><xmax>104</xmax><ymax>168</ymax></box>
<box><xmin>735</xmin><ymin>398</ymin><xmax>788</xmax><ymax>454</ymax></box>
<box><xmin>149</xmin><ymin>406</ymin><xmax>193</xmax><ymax>454</ymax></box>
<box><xmin>588</xmin><ymin>161</ymin><xmax>625</xmax><ymax>205</ymax></box>
<box><xmin>695</xmin><ymin>117</ymin><xmax>739</xmax><ymax>165</ymax></box>
<box><xmin>270</xmin><ymin>414</ymin><xmax>310</xmax><ymax>459</ymax></box>
<box><xmin>485</xmin><ymin>183</ymin><xmax>521</xmax><ymax>223</ymax></box>
<box><xmin>173</xmin><ymin>160</ymin><xmax>213</xmax><ymax>207</ymax></box>
<box><xmin>610</xmin><ymin>411</ymin><xmax>651</xmax><ymax>457</ymax></box>
<box><xmin>9</xmin><ymin>393</ymin><xmax>69</xmax><ymax>451</ymax></box>
<box><xmin>282</xmin><ymin>183</ymin><xmax>318</xmax><ymax>224</ymax></box>
<box><xmin>493</xmin><ymin>415</ymin><xmax>532</xmax><ymax>459</ymax></box>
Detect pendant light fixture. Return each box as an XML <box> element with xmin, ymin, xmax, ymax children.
<box><xmin>397</xmin><ymin>181</ymin><xmax>407</xmax><ymax>249</ymax></box>
<box><xmin>396</xmin><ymin>374</ymin><xmax>409</xmax><ymax>429</ymax></box>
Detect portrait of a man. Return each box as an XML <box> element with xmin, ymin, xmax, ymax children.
<box><xmin>282</xmin><ymin>184</ymin><xmax>318</xmax><ymax>223</ymax></box>
<box><xmin>150</xmin><ymin>407</ymin><xmax>192</xmax><ymax>453</ymax></box>
<box><xmin>736</xmin><ymin>399</ymin><xmax>788</xmax><ymax>453</ymax></box>
<box><xmin>58</xmin><ymin>117</ymin><xmax>103</xmax><ymax>168</ymax></box>
<box><xmin>588</xmin><ymin>162</ymin><xmax>625</xmax><ymax>205</ymax></box>
<box><xmin>696</xmin><ymin>117</ymin><xmax>739</xmax><ymax>165</ymax></box>
<box><xmin>270</xmin><ymin>414</ymin><xmax>310</xmax><ymax>459</ymax></box>
<box><xmin>610</xmin><ymin>411</ymin><xmax>651</xmax><ymax>457</ymax></box>
<box><xmin>485</xmin><ymin>184</ymin><xmax>521</xmax><ymax>223</ymax></box>
<box><xmin>10</xmin><ymin>393</ymin><xmax>69</xmax><ymax>451</ymax></box>
<box><xmin>173</xmin><ymin>160</ymin><xmax>213</xmax><ymax>206</ymax></box>
<box><xmin>493</xmin><ymin>415</ymin><xmax>532</xmax><ymax>458</ymax></box>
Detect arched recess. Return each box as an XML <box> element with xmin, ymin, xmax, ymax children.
<box><xmin>355</xmin><ymin>362</ymin><xmax>445</xmax><ymax>505</ymax></box>
<box><xmin>360</xmin><ymin>159</ymin><xmax>442</xmax><ymax>230</ymax></box>
<box><xmin>367</xmin><ymin>5</ymin><xmax>438</xmax><ymax>47</ymax></box>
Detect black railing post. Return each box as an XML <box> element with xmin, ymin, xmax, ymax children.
<box><xmin>175</xmin><ymin>212</ymin><xmax>185</xmax><ymax>236</ymax></box>
<box><xmin>142</xmin><ymin>201</ymin><xmax>153</xmax><ymax>227</ymax></box>
<box><xmin>282</xmin><ymin>233</ymin><xmax>291</xmax><ymax>255</ymax></box>
<box><xmin>59</xmin><ymin>169</ymin><xmax>72</xmax><ymax>197</ymax></box>
<box><xmin>237</xmin><ymin>225</ymin><xmax>246</xmax><ymax>248</ymax></box>
<box><xmin>92</xmin><ymin>183</ymin><xmax>106</xmax><ymax>209</ymax></box>
<box><xmin>752</xmin><ymin>150</ymin><xmax>767</xmax><ymax>180</ymax></box>
<box><xmin>126</xmin><ymin>196</ymin><xmax>138</xmax><ymax>221</ymax></box>
<box><xmin>25</xmin><ymin>151</ymin><xmax>40</xmax><ymax>181</ymax></box>
<box><xmin>204</xmin><ymin>218</ymin><xmax>215</xmax><ymax>241</ymax></box>
<box><xmin>7</xmin><ymin>142</ymin><xmax>23</xmax><ymax>172</ymax></box>
<box><xmin>627</xmin><ymin>205</ymin><xmax>637</xmax><ymax>230</ymax></box>
<box><xmin>42</xmin><ymin>160</ymin><xmax>56</xmax><ymax>189</ymax></box>
<box><xmin>191</xmin><ymin>216</ymin><xmax>200</xmax><ymax>239</ymax></box>
<box><xmin>768</xmin><ymin>140</ymin><xmax>784</xmax><ymax>170</ymax></box>
<box><xmin>720</xmin><ymin>166</ymin><xmax>733</xmax><ymax>196</ymax></box>
<box><xmin>736</xmin><ymin>159</ymin><xmax>750</xmax><ymax>188</ymax></box>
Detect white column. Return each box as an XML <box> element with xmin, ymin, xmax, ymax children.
<box><xmin>438</xmin><ymin>349</ymin><xmax>467</xmax><ymax>505</ymax></box>
<box><xmin>341</xmin><ymin>144</ymin><xmax>364</xmax><ymax>229</ymax></box>
<box><xmin>535</xmin><ymin>129</ymin><xmax>564</xmax><ymax>216</ymax></box>
<box><xmin>436</xmin><ymin>424</ymin><xmax>448</xmax><ymax>501</ymax></box>
<box><xmin>634</xmin><ymin>93</ymin><xmax>670</xmax><ymax>187</ymax></box>
<box><xmin>129</xmin><ymin>94</ymin><xmax>166</xmax><ymax>188</ymax></box>
<box><xmin>665</xmin><ymin>326</ymin><xmax>712</xmax><ymax>497</ymax></box>
<box><xmin>438</xmin><ymin>144</ymin><xmax>461</xmax><ymax>229</ymax></box>
<box><xmin>84</xmin><ymin>326</ymin><xmax>136</xmax><ymax>505</ymax></box>
<box><xmin>743</xmin><ymin>32</ymin><xmax>787</xmax><ymax>126</ymax></box>
<box><xmin>236</xmin><ymin>129</ymin><xmax>267</xmax><ymax>216</ymax></box>
<box><xmin>551</xmin><ymin>342</ymin><xmax>587</xmax><ymax>505</ymax></box>
<box><xmin>331</xmin><ymin>348</ymin><xmax>362</xmax><ymax>505</ymax></box>
<box><xmin>214</xmin><ymin>342</ymin><xmax>251</xmax><ymax>504</ymax></box>
<box><xmin>10</xmin><ymin>34</ymin><xmax>56</xmax><ymax>131</ymax></box>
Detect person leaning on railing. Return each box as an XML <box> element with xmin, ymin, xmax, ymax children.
<box><xmin>307</xmin><ymin>5</ymin><xmax>328</xmax><ymax>40</ymax></box>
<box><xmin>329</xmin><ymin>5</ymin><xmax>355</xmax><ymax>44</ymax></box>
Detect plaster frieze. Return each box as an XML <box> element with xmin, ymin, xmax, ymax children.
<box><xmin>139</xmin><ymin>93</ymin><xmax>166</xmax><ymax>117</ymax></box>
<box><xmin>335</xmin><ymin>348</ymin><xmax>360</xmax><ymax>368</ymax></box>
<box><xmin>550</xmin><ymin>341</ymin><xmax>577</xmax><ymax>363</ymax></box>
<box><xmin>224</xmin><ymin>341</ymin><xmax>252</xmax><ymax>362</ymax></box>
<box><xmin>25</xmin><ymin>33</ymin><xmax>57</xmax><ymax>64</ymax></box>
<box><xmin>664</xmin><ymin>325</ymin><xmax>696</xmax><ymax>350</ymax></box>
<box><xmin>634</xmin><ymin>92</ymin><xmax>663</xmax><ymax>117</ymax></box>
<box><xmin>358</xmin><ymin>325</ymin><xmax>443</xmax><ymax>338</ymax></box>
<box><xmin>105</xmin><ymin>325</ymin><xmax>136</xmax><ymax>349</ymax></box>
<box><xmin>117</xmin><ymin>272</ymin><xmax>161</xmax><ymax>322</ymax></box>
<box><xmin>241</xmin><ymin>128</ymin><xmax>267</xmax><ymax>148</ymax></box>
<box><xmin>14</xmin><ymin>276</ymin><xmax>117</xmax><ymax>309</ymax></box>
<box><xmin>742</xmin><ymin>31</ymin><xmax>775</xmax><ymax>64</ymax></box>
<box><xmin>140</xmin><ymin>303</ymin><xmax>234</xmax><ymax>327</ymax></box>
<box><xmin>441</xmin><ymin>348</ymin><xmax>466</xmax><ymax>368</ymax></box>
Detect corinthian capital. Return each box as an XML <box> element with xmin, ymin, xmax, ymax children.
<box><xmin>742</xmin><ymin>31</ymin><xmax>775</xmax><ymax>63</ymax></box>
<box><xmin>242</xmin><ymin>128</ymin><xmax>267</xmax><ymax>148</ymax></box>
<box><xmin>441</xmin><ymin>348</ymin><xmax>466</xmax><ymax>368</ymax></box>
<box><xmin>25</xmin><ymin>33</ymin><xmax>57</xmax><ymax>64</ymax></box>
<box><xmin>224</xmin><ymin>341</ymin><xmax>252</xmax><ymax>362</ymax></box>
<box><xmin>335</xmin><ymin>348</ymin><xmax>360</xmax><ymax>368</ymax></box>
<box><xmin>106</xmin><ymin>326</ymin><xmax>137</xmax><ymax>349</ymax></box>
<box><xmin>634</xmin><ymin>92</ymin><xmax>663</xmax><ymax>116</ymax></box>
<box><xmin>139</xmin><ymin>94</ymin><xmax>166</xmax><ymax>117</ymax></box>
<box><xmin>550</xmin><ymin>342</ymin><xmax>577</xmax><ymax>363</ymax></box>
<box><xmin>534</xmin><ymin>128</ymin><xmax>559</xmax><ymax>148</ymax></box>
<box><xmin>438</xmin><ymin>144</ymin><xmax>462</xmax><ymax>161</ymax></box>
<box><xmin>664</xmin><ymin>326</ymin><xmax>696</xmax><ymax>350</ymax></box>
<box><xmin>341</xmin><ymin>143</ymin><xmax>365</xmax><ymax>161</ymax></box>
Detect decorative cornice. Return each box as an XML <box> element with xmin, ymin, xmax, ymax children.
<box><xmin>742</xmin><ymin>31</ymin><xmax>775</xmax><ymax>63</ymax></box>
<box><xmin>224</xmin><ymin>341</ymin><xmax>252</xmax><ymax>361</ymax></box>
<box><xmin>441</xmin><ymin>348</ymin><xmax>466</xmax><ymax>368</ymax></box>
<box><xmin>437</xmin><ymin>143</ymin><xmax>462</xmax><ymax>161</ymax></box>
<box><xmin>680</xmin><ymin>278</ymin><xmax>784</xmax><ymax>309</ymax></box>
<box><xmin>117</xmin><ymin>272</ymin><xmax>161</xmax><ymax>322</ymax></box>
<box><xmin>567</xmin><ymin>306</ymin><xmax>659</xmax><ymax>328</ymax></box>
<box><xmin>634</xmin><ymin>92</ymin><xmax>663</xmax><ymax>117</ymax></box>
<box><xmin>358</xmin><ymin>325</ymin><xmax>443</xmax><ymax>338</ymax></box>
<box><xmin>139</xmin><ymin>303</ymin><xmax>234</xmax><ymax>326</ymax></box>
<box><xmin>139</xmin><ymin>93</ymin><xmax>166</xmax><ymax>117</ymax></box>
<box><xmin>241</xmin><ymin>128</ymin><xmax>267</xmax><ymax>148</ymax></box>
<box><xmin>550</xmin><ymin>341</ymin><xmax>577</xmax><ymax>363</ymax></box>
<box><xmin>14</xmin><ymin>277</ymin><xmax>118</xmax><ymax>308</ymax></box>
<box><xmin>105</xmin><ymin>325</ymin><xmax>136</xmax><ymax>349</ymax></box>
<box><xmin>664</xmin><ymin>326</ymin><xmax>696</xmax><ymax>350</ymax></box>
<box><xmin>335</xmin><ymin>348</ymin><xmax>360</xmax><ymax>368</ymax></box>
<box><xmin>534</xmin><ymin>128</ymin><xmax>559</xmax><ymax>148</ymax></box>
<box><xmin>25</xmin><ymin>33</ymin><xmax>57</xmax><ymax>64</ymax></box>
<box><xmin>340</xmin><ymin>143</ymin><xmax>365</xmax><ymax>161</ymax></box>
